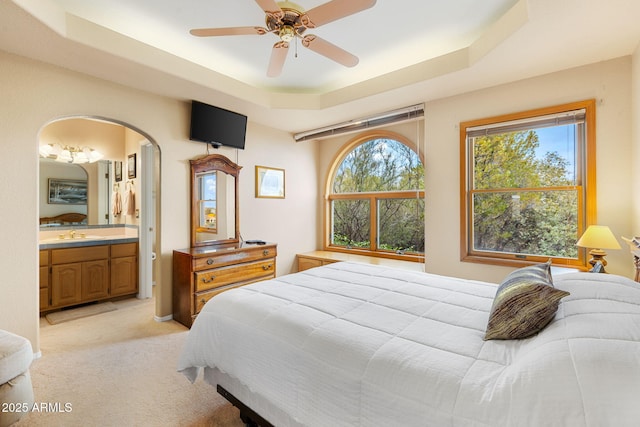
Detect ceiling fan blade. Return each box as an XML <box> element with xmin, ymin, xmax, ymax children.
<box><xmin>190</xmin><ymin>27</ymin><xmax>267</xmax><ymax>37</ymax></box>
<box><xmin>254</xmin><ymin>0</ymin><xmax>282</xmax><ymax>14</ymax></box>
<box><xmin>302</xmin><ymin>35</ymin><xmax>358</xmax><ymax>67</ymax></box>
<box><xmin>303</xmin><ymin>0</ymin><xmax>376</xmax><ymax>28</ymax></box>
<box><xmin>267</xmin><ymin>41</ymin><xmax>289</xmax><ymax>77</ymax></box>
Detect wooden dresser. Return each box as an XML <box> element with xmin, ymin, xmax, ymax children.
<box><xmin>173</xmin><ymin>242</ymin><xmax>277</xmax><ymax>327</ymax></box>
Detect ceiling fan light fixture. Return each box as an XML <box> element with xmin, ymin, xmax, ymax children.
<box><xmin>279</xmin><ymin>25</ymin><xmax>295</xmax><ymax>42</ymax></box>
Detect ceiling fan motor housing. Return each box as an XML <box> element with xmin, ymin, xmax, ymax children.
<box><xmin>266</xmin><ymin>8</ymin><xmax>308</xmax><ymax>42</ymax></box>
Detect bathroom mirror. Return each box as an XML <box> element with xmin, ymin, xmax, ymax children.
<box><xmin>191</xmin><ymin>154</ymin><xmax>241</xmax><ymax>247</ymax></box>
<box><xmin>39</xmin><ymin>158</ymin><xmax>111</xmax><ymax>227</ymax></box>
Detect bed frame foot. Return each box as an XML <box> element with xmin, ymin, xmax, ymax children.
<box><xmin>217</xmin><ymin>385</ymin><xmax>274</xmax><ymax>427</ymax></box>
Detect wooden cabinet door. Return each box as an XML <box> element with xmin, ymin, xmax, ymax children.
<box><xmin>39</xmin><ymin>265</ymin><xmax>50</xmax><ymax>310</ymax></box>
<box><xmin>51</xmin><ymin>263</ymin><xmax>83</xmax><ymax>307</ymax></box>
<box><xmin>297</xmin><ymin>256</ymin><xmax>323</xmax><ymax>272</ymax></box>
<box><xmin>82</xmin><ymin>260</ymin><xmax>109</xmax><ymax>301</ymax></box>
<box><xmin>111</xmin><ymin>256</ymin><xmax>138</xmax><ymax>296</ymax></box>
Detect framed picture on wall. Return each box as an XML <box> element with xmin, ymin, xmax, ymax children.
<box><xmin>255</xmin><ymin>165</ymin><xmax>285</xmax><ymax>198</ymax></box>
<box><xmin>114</xmin><ymin>161</ymin><xmax>123</xmax><ymax>182</ymax></box>
<box><xmin>48</xmin><ymin>178</ymin><xmax>87</xmax><ymax>204</ymax></box>
<box><xmin>128</xmin><ymin>153</ymin><xmax>136</xmax><ymax>179</ymax></box>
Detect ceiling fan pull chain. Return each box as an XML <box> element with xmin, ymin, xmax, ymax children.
<box><xmin>295</xmin><ymin>37</ymin><xmax>298</xmax><ymax>59</ymax></box>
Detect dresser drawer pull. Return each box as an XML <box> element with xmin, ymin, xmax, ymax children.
<box><xmin>200</xmin><ymin>298</ymin><xmax>206</xmax><ymax>305</ymax></box>
<box><xmin>263</xmin><ymin>249</ymin><xmax>270</xmax><ymax>256</ymax></box>
<box><xmin>206</xmin><ymin>258</ymin><xmax>214</xmax><ymax>265</ymax></box>
<box><xmin>262</xmin><ymin>264</ymin><xmax>273</xmax><ymax>271</ymax></box>
<box><xmin>201</xmin><ymin>276</ymin><xmax>216</xmax><ymax>283</ymax></box>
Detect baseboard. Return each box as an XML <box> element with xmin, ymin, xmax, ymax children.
<box><xmin>154</xmin><ymin>314</ymin><xmax>173</xmax><ymax>322</ymax></box>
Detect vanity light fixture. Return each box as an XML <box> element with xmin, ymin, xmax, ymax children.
<box><xmin>39</xmin><ymin>143</ymin><xmax>104</xmax><ymax>164</ymax></box>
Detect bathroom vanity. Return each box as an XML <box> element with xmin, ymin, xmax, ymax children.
<box><xmin>39</xmin><ymin>229</ymin><xmax>138</xmax><ymax>312</ymax></box>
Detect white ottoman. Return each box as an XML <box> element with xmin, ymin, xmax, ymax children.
<box><xmin>0</xmin><ymin>331</ymin><xmax>34</xmax><ymax>427</ymax></box>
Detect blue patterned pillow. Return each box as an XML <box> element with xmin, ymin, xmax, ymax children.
<box><xmin>484</xmin><ymin>261</ymin><xmax>570</xmax><ymax>340</ymax></box>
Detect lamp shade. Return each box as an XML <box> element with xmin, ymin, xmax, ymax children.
<box><xmin>576</xmin><ymin>225</ymin><xmax>621</xmax><ymax>250</ymax></box>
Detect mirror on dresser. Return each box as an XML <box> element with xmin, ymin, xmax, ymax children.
<box><xmin>173</xmin><ymin>153</ymin><xmax>278</xmax><ymax>328</ymax></box>
<box><xmin>190</xmin><ymin>154</ymin><xmax>241</xmax><ymax>247</ymax></box>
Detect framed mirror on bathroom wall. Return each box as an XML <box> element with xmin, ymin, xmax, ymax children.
<box><xmin>190</xmin><ymin>154</ymin><xmax>241</xmax><ymax>247</ymax></box>
<box><xmin>39</xmin><ymin>158</ymin><xmax>111</xmax><ymax>227</ymax></box>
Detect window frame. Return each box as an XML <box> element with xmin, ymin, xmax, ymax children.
<box><xmin>459</xmin><ymin>100</ymin><xmax>596</xmax><ymax>268</ymax></box>
<box><xmin>324</xmin><ymin>130</ymin><xmax>425</xmax><ymax>262</ymax></box>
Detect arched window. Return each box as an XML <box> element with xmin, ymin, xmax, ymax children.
<box><xmin>325</xmin><ymin>131</ymin><xmax>425</xmax><ymax>261</ymax></box>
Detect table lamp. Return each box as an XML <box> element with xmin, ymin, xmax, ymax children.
<box><xmin>576</xmin><ymin>225</ymin><xmax>621</xmax><ymax>272</ymax></box>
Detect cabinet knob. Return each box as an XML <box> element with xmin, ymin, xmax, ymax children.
<box><xmin>201</xmin><ymin>276</ymin><xmax>216</xmax><ymax>283</ymax></box>
<box><xmin>263</xmin><ymin>264</ymin><xmax>272</xmax><ymax>271</ymax></box>
<box><xmin>262</xmin><ymin>250</ymin><xmax>270</xmax><ymax>256</ymax></box>
<box><xmin>206</xmin><ymin>258</ymin><xmax>214</xmax><ymax>265</ymax></box>
<box><xmin>200</xmin><ymin>298</ymin><xmax>206</xmax><ymax>305</ymax></box>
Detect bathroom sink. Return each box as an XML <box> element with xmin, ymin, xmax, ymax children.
<box><xmin>39</xmin><ymin>235</ymin><xmax>107</xmax><ymax>244</ymax></box>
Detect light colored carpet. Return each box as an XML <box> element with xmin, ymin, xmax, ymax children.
<box><xmin>15</xmin><ymin>296</ymin><xmax>244</xmax><ymax>427</ymax></box>
<box><xmin>45</xmin><ymin>301</ymin><xmax>117</xmax><ymax>325</ymax></box>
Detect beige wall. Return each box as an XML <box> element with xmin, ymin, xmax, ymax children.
<box><xmin>424</xmin><ymin>57</ymin><xmax>635</xmax><ymax>283</ymax></box>
<box><xmin>632</xmin><ymin>45</ymin><xmax>640</xmax><ymax>235</ymax></box>
<box><xmin>0</xmin><ymin>51</ymin><xmax>319</xmax><ymax>353</ymax></box>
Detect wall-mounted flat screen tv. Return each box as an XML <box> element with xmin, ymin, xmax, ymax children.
<box><xmin>189</xmin><ymin>100</ymin><xmax>247</xmax><ymax>150</ymax></box>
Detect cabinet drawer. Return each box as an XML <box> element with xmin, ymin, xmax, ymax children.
<box><xmin>297</xmin><ymin>256</ymin><xmax>324</xmax><ymax>272</ymax></box>
<box><xmin>39</xmin><ymin>287</ymin><xmax>49</xmax><ymax>310</ymax></box>
<box><xmin>39</xmin><ymin>266</ymin><xmax>49</xmax><ymax>289</ymax></box>
<box><xmin>51</xmin><ymin>245</ymin><xmax>109</xmax><ymax>264</ymax></box>
<box><xmin>111</xmin><ymin>242</ymin><xmax>138</xmax><ymax>258</ymax></box>
<box><xmin>195</xmin><ymin>259</ymin><xmax>275</xmax><ymax>292</ymax></box>
<box><xmin>193</xmin><ymin>245</ymin><xmax>277</xmax><ymax>271</ymax></box>
<box><xmin>39</xmin><ymin>250</ymin><xmax>49</xmax><ymax>267</ymax></box>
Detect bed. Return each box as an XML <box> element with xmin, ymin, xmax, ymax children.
<box><xmin>178</xmin><ymin>261</ymin><xmax>640</xmax><ymax>426</ymax></box>
<box><xmin>39</xmin><ymin>212</ymin><xmax>87</xmax><ymax>225</ymax></box>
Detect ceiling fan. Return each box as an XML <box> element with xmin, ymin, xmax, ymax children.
<box><xmin>190</xmin><ymin>0</ymin><xmax>376</xmax><ymax>77</ymax></box>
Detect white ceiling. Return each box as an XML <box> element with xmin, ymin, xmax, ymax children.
<box><xmin>2</xmin><ymin>0</ymin><xmax>640</xmax><ymax>134</ymax></box>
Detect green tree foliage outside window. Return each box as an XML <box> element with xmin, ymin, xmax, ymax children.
<box><xmin>331</xmin><ymin>138</ymin><xmax>425</xmax><ymax>255</ymax></box>
<box><xmin>471</xmin><ymin>128</ymin><xmax>580</xmax><ymax>259</ymax></box>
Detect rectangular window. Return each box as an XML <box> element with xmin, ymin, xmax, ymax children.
<box><xmin>460</xmin><ymin>100</ymin><xmax>596</xmax><ymax>267</ymax></box>
<box><xmin>378</xmin><ymin>198</ymin><xmax>425</xmax><ymax>254</ymax></box>
<box><xmin>329</xmin><ymin>192</ymin><xmax>425</xmax><ymax>257</ymax></box>
<box><xmin>331</xmin><ymin>199</ymin><xmax>371</xmax><ymax>249</ymax></box>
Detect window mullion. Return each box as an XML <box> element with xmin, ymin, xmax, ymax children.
<box><xmin>370</xmin><ymin>195</ymin><xmax>377</xmax><ymax>251</ymax></box>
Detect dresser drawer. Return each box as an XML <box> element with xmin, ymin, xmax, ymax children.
<box><xmin>195</xmin><ymin>258</ymin><xmax>275</xmax><ymax>292</ymax></box>
<box><xmin>193</xmin><ymin>245</ymin><xmax>277</xmax><ymax>271</ymax></box>
<box><xmin>194</xmin><ymin>283</ymin><xmax>243</xmax><ymax>314</ymax></box>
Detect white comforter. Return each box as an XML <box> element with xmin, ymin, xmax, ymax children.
<box><xmin>178</xmin><ymin>262</ymin><xmax>640</xmax><ymax>426</ymax></box>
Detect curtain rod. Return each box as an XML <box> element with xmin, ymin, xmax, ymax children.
<box><xmin>293</xmin><ymin>104</ymin><xmax>424</xmax><ymax>142</ymax></box>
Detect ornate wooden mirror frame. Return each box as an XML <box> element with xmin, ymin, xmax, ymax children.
<box><xmin>190</xmin><ymin>154</ymin><xmax>241</xmax><ymax>247</ymax></box>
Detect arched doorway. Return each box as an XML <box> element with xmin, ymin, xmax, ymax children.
<box><xmin>38</xmin><ymin>116</ymin><xmax>162</xmax><ymax>318</ymax></box>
